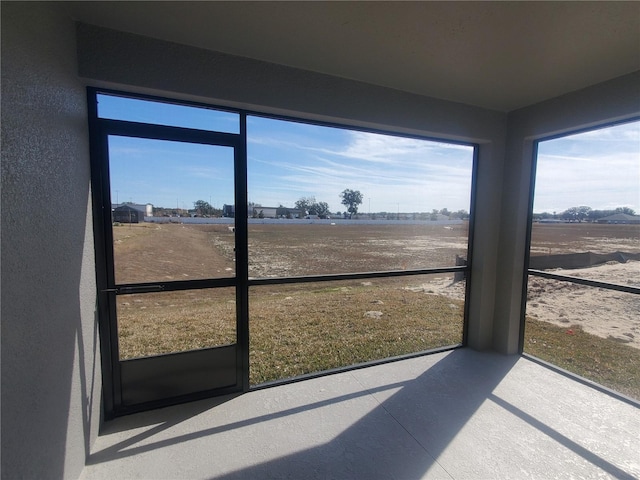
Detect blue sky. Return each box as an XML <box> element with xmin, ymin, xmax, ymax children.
<box><xmin>247</xmin><ymin>117</ymin><xmax>473</xmax><ymax>213</ymax></box>
<box><xmin>101</xmin><ymin>95</ymin><xmax>639</xmax><ymax>215</ymax></box>
<box><xmin>108</xmin><ymin>137</ymin><xmax>235</xmax><ymax>210</ymax></box>
<box><xmin>534</xmin><ymin>121</ymin><xmax>640</xmax><ymax>214</ymax></box>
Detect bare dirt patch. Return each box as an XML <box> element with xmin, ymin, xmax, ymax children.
<box><xmin>246</xmin><ymin>223</ymin><xmax>469</xmax><ymax>277</ymax></box>
<box><xmin>112</xmin><ymin>223</ymin><xmax>235</xmax><ymax>283</ymax></box>
<box><xmin>529</xmin><ymin>223</ymin><xmax>639</xmax><ymax>255</ymax></box>
<box><xmin>417</xmin><ymin>261</ymin><xmax>640</xmax><ymax>348</ymax></box>
<box><xmin>527</xmin><ymin>223</ymin><xmax>640</xmax><ymax>348</ymax></box>
<box><xmin>526</xmin><ymin>261</ymin><xmax>640</xmax><ymax>348</ymax></box>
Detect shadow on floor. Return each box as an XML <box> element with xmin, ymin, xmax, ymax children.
<box><xmin>84</xmin><ymin>349</ymin><xmax>638</xmax><ymax>479</ymax></box>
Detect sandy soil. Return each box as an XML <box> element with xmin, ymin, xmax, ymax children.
<box><xmin>527</xmin><ymin>261</ymin><xmax>640</xmax><ymax>348</ymax></box>
<box><xmin>419</xmin><ymin>261</ymin><xmax>640</xmax><ymax>349</ymax></box>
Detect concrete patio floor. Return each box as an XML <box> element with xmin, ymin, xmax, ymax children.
<box><xmin>80</xmin><ymin>349</ymin><xmax>639</xmax><ymax>479</ymax></box>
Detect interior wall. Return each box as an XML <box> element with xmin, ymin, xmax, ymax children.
<box><xmin>0</xmin><ymin>3</ymin><xmax>101</xmax><ymax>479</ymax></box>
<box><xmin>76</xmin><ymin>23</ymin><xmax>508</xmax><ymax>351</ymax></box>
<box><xmin>494</xmin><ymin>71</ymin><xmax>640</xmax><ymax>354</ymax></box>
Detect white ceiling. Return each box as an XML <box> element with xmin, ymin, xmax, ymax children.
<box><xmin>66</xmin><ymin>1</ymin><xmax>640</xmax><ymax>112</ymax></box>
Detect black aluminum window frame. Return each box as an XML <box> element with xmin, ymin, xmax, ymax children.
<box><xmin>89</xmin><ymin>87</ymin><xmax>478</xmax><ymax>414</ymax></box>
<box><xmin>88</xmin><ymin>89</ymin><xmax>249</xmax><ymax>417</ymax></box>
<box><xmin>519</xmin><ymin>117</ymin><xmax>640</xmax><ymax>405</ymax></box>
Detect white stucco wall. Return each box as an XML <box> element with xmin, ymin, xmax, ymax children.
<box><xmin>494</xmin><ymin>72</ymin><xmax>640</xmax><ymax>353</ymax></box>
<box><xmin>1</xmin><ymin>3</ymin><xmax>101</xmax><ymax>479</ymax></box>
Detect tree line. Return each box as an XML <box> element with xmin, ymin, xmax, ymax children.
<box><xmin>187</xmin><ymin>189</ymin><xmax>472</xmax><ymax>220</ymax></box>
<box><xmin>293</xmin><ymin>189</ymin><xmax>363</xmax><ymax>219</ymax></box>
<box><xmin>533</xmin><ymin>206</ymin><xmax>636</xmax><ymax>222</ymax></box>
<box><xmin>296</xmin><ymin>190</ymin><xmax>470</xmax><ymax>220</ymax></box>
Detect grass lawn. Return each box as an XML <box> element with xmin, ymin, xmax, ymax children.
<box><xmin>524</xmin><ymin>318</ymin><xmax>640</xmax><ymax>400</ymax></box>
<box><xmin>117</xmin><ymin>277</ymin><xmax>465</xmax><ymax>385</ymax></box>
<box><xmin>249</xmin><ymin>279</ymin><xmax>464</xmax><ymax>385</ymax></box>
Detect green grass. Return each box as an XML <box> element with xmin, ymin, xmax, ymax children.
<box><xmin>117</xmin><ymin>278</ymin><xmax>465</xmax><ymax>385</ymax></box>
<box><xmin>249</xmin><ymin>279</ymin><xmax>464</xmax><ymax>385</ymax></box>
<box><xmin>117</xmin><ymin>289</ymin><xmax>237</xmax><ymax>359</ymax></box>
<box><xmin>524</xmin><ymin>318</ymin><xmax>640</xmax><ymax>400</ymax></box>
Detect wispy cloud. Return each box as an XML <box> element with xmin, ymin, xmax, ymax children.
<box><xmin>248</xmin><ymin>126</ymin><xmax>474</xmax><ymax>212</ymax></box>
<box><xmin>533</xmin><ymin>121</ymin><xmax>640</xmax><ymax>213</ymax></box>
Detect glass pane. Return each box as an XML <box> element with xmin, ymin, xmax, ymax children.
<box><xmin>117</xmin><ymin>288</ymin><xmax>236</xmax><ymax>360</ymax></box>
<box><xmin>531</xmin><ymin>121</ymin><xmax>640</xmax><ymax>284</ymax></box>
<box><xmin>97</xmin><ymin>94</ymin><xmax>239</xmax><ymax>133</ymax></box>
<box><xmin>247</xmin><ymin>116</ymin><xmax>474</xmax><ymax>276</ymax></box>
<box><xmin>524</xmin><ymin>276</ymin><xmax>640</xmax><ymax>401</ymax></box>
<box><xmin>109</xmin><ymin>136</ymin><xmax>235</xmax><ymax>283</ymax></box>
<box><xmin>249</xmin><ymin>274</ymin><xmax>465</xmax><ymax>385</ymax></box>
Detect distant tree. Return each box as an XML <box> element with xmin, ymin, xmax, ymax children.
<box><xmin>615</xmin><ymin>206</ymin><xmax>636</xmax><ymax>216</ymax></box>
<box><xmin>193</xmin><ymin>199</ymin><xmax>214</xmax><ymax>216</ymax></box>
<box><xmin>295</xmin><ymin>196</ymin><xmax>331</xmax><ymax>218</ymax></box>
<box><xmin>588</xmin><ymin>209</ymin><xmax>613</xmax><ymax>222</ymax></box>
<box><xmin>439</xmin><ymin>208</ymin><xmax>450</xmax><ymax>217</ymax></box>
<box><xmin>450</xmin><ymin>209</ymin><xmax>470</xmax><ymax>220</ymax></box>
<box><xmin>311</xmin><ymin>201</ymin><xmax>330</xmax><ymax>219</ymax></box>
<box><xmin>533</xmin><ymin>211</ymin><xmax>553</xmax><ymax>221</ymax></box>
<box><xmin>562</xmin><ymin>206</ymin><xmax>591</xmax><ymax>222</ymax></box>
<box><xmin>577</xmin><ymin>206</ymin><xmax>592</xmax><ymax>222</ymax></box>
<box><xmin>561</xmin><ymin>207</ymin><xmax>576</xmax><ymax>221</ymax></box>
<box><xmin>340</xmin><ymin>189</ymin><xmax>363</xmax><ymax>218</ymax></box>
<box><xmin>295</xmin><ymin>196</ymin><xmax>316</xmax><ymax>215</ymax></box>
<box><xmin>258</xmin><ymin>209</ymin><xmax>264</xmax><ymax>219</ymax></box>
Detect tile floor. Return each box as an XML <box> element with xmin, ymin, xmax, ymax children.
<box><xmin>80</xmin><ymin>349</ymin><xmax>639</xmax><ymax>479</ymax></box>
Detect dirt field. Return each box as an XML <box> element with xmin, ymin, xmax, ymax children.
<box><xmin>529</xmin><ymin>222</ymin><xmax>639</xmax><ymax>255</ymax></box>
<box><xmin>112</xmin><ymin>221</ymin><xmax>639</xmax><ymax>357</ymax></box>
<box><xmin>112</xmin><ymin>222</ymin><xmax>469</xmax><ymax>367</ymax></box>
<box><xmin>247</xmin><ymin>223</ymin><xmax>468</xmax><ymax>277</ymax></box>
<box><xmin>113</xmin><ymin>222</ymin><xmax>469</xmax><ymax>283</ymax></box>
<box><xmin>112</xmin><ymin>223</ymin><xmax>236</xmax><ymax>284</ymax></box>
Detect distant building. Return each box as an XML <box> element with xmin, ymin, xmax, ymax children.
<box><xmin>596</xmin><ymin>213</ymin><xmax>640</xmax><ymax>224</ymax></box>
<box><xmin>246</xmin><ymin>205</ymin><xmax>305</xmax><ymax>218</ymax></box>
<box><xmin>112</xmin><ymin>204</ymin><xmax>144</xmax><ymax>223</ymax></box>
<box><xmin>112</xmin><ymin>202</ymin><xmax>152</xmax><ymax>216</ymax></box>
<box><xmin>251</xmin><ymin>206</ymin><xmax>277</xmax><ymax>218</ymax></box>
<box><xmin>223</xmin><ymin>204</ymin><xmax>235</xmax><ymax>217</ymax></box>
<box><xmin>276</xmin><ymin>207</ymin><xmax>304</xmax><ymax>218</ymax></box>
